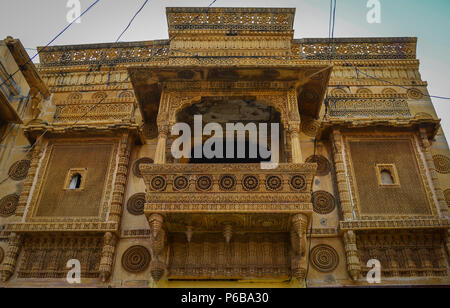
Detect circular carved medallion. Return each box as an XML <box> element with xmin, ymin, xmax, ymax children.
<box><xmin>301</xmin><ymin>119</ymin><xmax>320</xmax><ymax>137</ymax></box>
<box><xmin>122</xmin><ymin>245</ymin><xmax>151</xmax><ymax>273</ymax></box>
<box><xmin>196</xmin><ymin>175</ymin><xmax>213</xmax><ymax>191</ymax></box>
<box><xmin>133</xmin><ymin>157</ymin><xmax>154</xmax><ymax>178</ymax></box>
<box><xmin>0</xmin><ymin>247</ymin><xmax>4</xmax><ymax>264</ymax></box>
<box><xmin>290</xmin><ymin>175</ymin><xmax>307</xmax><ymax>191</ymax></box>
<box><xmin>126</xmin><ymin>193</ymin><xmax>146</xmax><ymax>216</ymax></box>
<box><xmin>173</xmin><ymin>176</ymin><xmax>189</xmax><ymax>191</ymax></box>
<box><xmin>310</xmin><ymin>244</ymin><xmax>339</xmax><ymax>272</ymax></box>
<box><xmin>433</xmin><ymin>155</ymin><xmax>450</xmax><ymax>174</ymax></box>
<box><xmin>407</xmin><ymin>88</ymin><xmax>423</xmax><ymax>99</ymax></box>
<box><xmin>242</xmin><ymin>175</ymin><xmax>259</xmax><ymax>191</ymax></box>
<box><xmin>305</xmin><ymin>155</ymin><xmax>331</xmax><ymax>176</ymax></box>
<box><xmin>8</xmin><ymin>160</ymin><xmax>30</xmax><ymax>181</ymax></box>
<box><xmin>219</xmin><ymin>175</ymin><xmax>236</xmax><ymax>191</ymax></box>
<box><xmin>444</xmin><ymin>189</ymin><xmax>450</xmax><ymax>206</ymax></box>
<box><xmin>150</xmin><ymin>176</ymin><xmax>166</xmax><ymax>191</ymax></box>
<box><xmin>0</xmin><ymin>194</ymin><xmax>19</xmax><ymax>217</ymax></box>
<box><xmin>313</xmin><ymin>191</ymin><xmax>336</xmax><ymax>215</ymax></box>
<box><xmin>265</xmin><ymin>175</ymin><xmax>282</xmax><ymax>191</ymax></box>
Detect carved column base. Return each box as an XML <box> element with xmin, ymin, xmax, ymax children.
<box><xmin>0</xmin><ymin>233</ymin><xmax>23</xmax><ymax>282</ymax></box>
<box><xmin>343</xmin><ymin>231</ymin><xmax>361</xmax><ymax>281</ymax></box>
<box><xmin>99</xmin><ymin>232</ymin><xmax>117</xmax><ymax>282</ymax></box>
<box><xmin>148</xmin><ymin>214</ymin><xmax>167</xmax><ymax>284</ymax></box>
<box><xmin>290</xmin><ymin>213</ymin><xmax>308</xmax><ymax>282</ymax></box>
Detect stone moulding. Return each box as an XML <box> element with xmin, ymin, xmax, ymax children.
<box><xmin>4</xmin><ymin>222</ymin><xmax>118</xmax><ymax>233</ymax></box>
<box><xmin>340</xmin><ymin>218</ymin><xmax>450</xmax><ymax>231</ymax></box>
<box><xmin>140</xmin><ymin>163</ymin><xmax>317</xmax><ymax>214</ymax></box>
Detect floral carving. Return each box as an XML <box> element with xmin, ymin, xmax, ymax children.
<box><xmin>219</xmin><ymin>175</ymin><xmax>237</xmax><ymax>191</ymax></box>
<box><xmin>242</xmin><ymin>175</ymin><xmax>259</xmax><ymax>191</ymax></box>
<box><xmin>312</xmin><ymin>191</ymin><xmax>336</xmax><ymax>215</ymax></box>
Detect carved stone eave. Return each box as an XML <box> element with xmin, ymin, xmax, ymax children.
<box><xmin>0</xmin><ymin>90</ymin><xmax>22</xmax><ymax>124</ymax></box>
<box><xmin>317</xmin><ymin>118</ymin><xmax>441</xmax><ymax>141</ymax></box>
<box><xmin>5</xmin><ymin>37</ymin><xmax>50</xmax><ymax>99</ymax></box>
<box><xmin>22</xmin><ymin>122</ymin><xmax>145</xmax><ymax>145</ymax></box>
<box><xmin>128</xmin><ymin>65</ymin><xmax>332</xmax><ymax>125</ymax></box>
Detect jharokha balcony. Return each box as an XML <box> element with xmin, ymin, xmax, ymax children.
<box><xmin>139</xmin><ymin>162</ymin><xmax>317</xmax><ymax>281</ymax></box>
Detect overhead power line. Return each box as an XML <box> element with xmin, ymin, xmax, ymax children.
<box><xmin>0</xmin><ymin>0</ymin><xmax>101</xmax><ymax>89</ymax></box>
<box><xmin>116</xmin><ymin>0</ymin><xmax>150</xmax><ymax>42</ymax></box>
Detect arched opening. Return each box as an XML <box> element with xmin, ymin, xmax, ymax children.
<box><xmin>380</xmin><ymin>169</ymin><xmax>395</xmax><ymax>185</ymax></box>
<box><xmin>69</xmin><ymin>173</ymin><xmax>82</xmax><ymax>190</ymax></box>
<box><xmin>174</xmin><ymin>96</ymin><xmax>286</xmax><ymax>164</ymax></box>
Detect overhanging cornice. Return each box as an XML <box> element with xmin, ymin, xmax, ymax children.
<box><xmin>128</xmin><ymin>64</ymin><xmax>332</xmax><ymax>124</ymax></box>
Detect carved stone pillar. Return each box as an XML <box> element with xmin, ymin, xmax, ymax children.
<box><xmin>288</xmin><ymin>123</ymin><xmax>303</xmax><ymax>163</ymax></box>
<box><xmin>154</xmin><ymin>125</ymin><xmax>169</xmax><ymax>164</ymax></box>
<box><xmin>290</xmin><ymin>213</ymin><xmax>308</xmax><ymax>282</ymax></box>
<box><xmin>331</xmin><ymin>129</ymin><xmax>353</xmax><ymax>220</ymax></box>
<box><xmin>15</xmin><ymin>142</ymin><xmax>46</xmax><ymax>219</ymax></box>
<box><xmin>148</xmin><ymin>213</ymin><xmax>167</xmax><ymax>284</ymax></box>
<box><xmin>419</xmin><ymin>128</ymin><xmax>449</xmax><ymax>216</ymax></box>
<box><xmin>99</xmin><ymin>232</ymin><xmax>117</xmax><ymax>282</ymax></box>
<box><xmin>343</xmin><ymin>231</ymin><xmax>361</xmax><ymax>281</ymax></box>
<box><xmin>0</xmin><ymin>233</ymin><xmax>23</xmax><ymax>281</ymax></box>
<box><xmin>109</xmin><ymin>133</ymin><xmax>132</xmax><ymax>223</ymax></box>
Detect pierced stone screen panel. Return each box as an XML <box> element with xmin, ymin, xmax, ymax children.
<box><xmin>168</xmin><ymin>233</ymin><xmax>290</xmax><ymax>280</ymax></box>
<box><xmin>347</xmin><ymin>138</ymin><xmax>432</xmax><ymax>215</ymax></box>
<box><xmin>35</xmin><ymin>142</ymin><xmax>115</xmax><ymax>218</ymax></box>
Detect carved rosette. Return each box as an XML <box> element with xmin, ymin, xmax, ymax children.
<box><xmin>305</xmin><ymin>155</ymin><xmax>331</xmax><ymax>176</ymax></box>
<box><xmin>343</xmin><ymin>231</ymin><xmax>361</xmax><ymax>281</ymax></box>
<box><xmin>127</xmin><ymin>193</ymin><xmax>146</xmax><ymax>216</ymax></box>
<box><xmin>8</xmin><ymin>160</ymin><xmax>31</xmax><ymax>181</ymax></box>
<box><xmin>310</xmin><ymin>244</ymin><xmax>339</xmax><ymax>272</ymax></box>
<box><xmin>0</xmin><ymin>194</ymin><xmax>19</xmax><ymax>217</ymax></box>
<box><xmin>0</xmin><ymin>233</ymin><xmax>23</xmax><ymax>282</ymax></box>
<box><xmin>312</xmin><ymin>191</ymin><xmax>336</xmax><ymax>215</ymax></box>
<box><xmin>121</xmin><ymin>245</ymin><xmax>151</xmax><ymax>273</ymax></box>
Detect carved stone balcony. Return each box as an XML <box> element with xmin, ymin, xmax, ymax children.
<box><xmin>140</xmin><ymin>163</ymin><xmax>317</xmax><ymax>283</ymax></box>
<box><xmin>140</xmin><ymin>163</ymin><xmax>316</xmax><ymax>232</ymax></box>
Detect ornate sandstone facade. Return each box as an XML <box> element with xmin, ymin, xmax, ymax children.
<box><xmin>0</xmin><ymin>7</ymin><xmax>449</xmax><ymax>287</ymax></box>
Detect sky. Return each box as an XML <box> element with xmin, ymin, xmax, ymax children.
<box><xmin>0</xmin><ymin>0</ymin><xmax>449</xmax><ymax>137</ymax></box>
